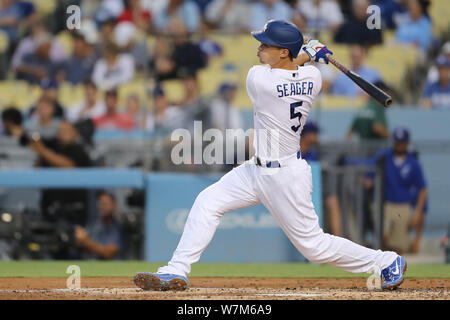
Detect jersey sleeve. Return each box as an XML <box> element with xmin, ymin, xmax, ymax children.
<box><xmin>246</xmin><ymin>66</ymin><xmax>258</xmax><ymax>104</ymax></box>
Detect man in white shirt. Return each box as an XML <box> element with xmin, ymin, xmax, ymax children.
<box><xmin>67</xmin><ymin>80</ymin><xmax>106</xmax><ymax>123</ymax></box>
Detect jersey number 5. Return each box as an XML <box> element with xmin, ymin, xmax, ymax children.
<box><xmin>290</xmin><ymin>101</ymin><xmax>303</xmax><ymax>132</ymax></box>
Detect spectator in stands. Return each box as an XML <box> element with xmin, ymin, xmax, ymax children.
<box><xmin>300</xmin><ymin>122</ymin><xmax>319</xmax><ymax>162</ymax></box>
<box><xmin>58</xmin><ymin>32</ymin><xmax>97</xmax><ymax>85</ymax></box>
<box><xmin>249</xmin><ymin>0</ymin><xmax>292</xmax><ymax>31</ymax></box>
<box><xmin>97</xmin><ymin>17</ymin><xmax>116</xmax><ymax>51</ymax></box>
<box><xmin>94</xmin><ymin>88</ymin><xmax>134</xmax><ymax>130</ymax></box>
<box><xmin>154</xmin><ymin>0</ymin><xmax>201</xmax><ymax>33</ymax></box>
<box><xmin>300</xmin><ymin>122</ymin><xmax>342</xmax><ymax>237</ymax></box>
<box><xmin>331</xmin><ymin>45</ymin><xmax>381</xmax><ymax>97</ymax></box>
<box><xmin>0</xmin><ymin>0</ymin><xmax>22</xmax><ymax>44</ymax></box>
<box><xmin>1</xmin><ymin>106</ymin><xmax>22</xmax><ymax>136</ymax></box>
<box><xmin>15</xmin><ymin>33</ymin><xmax>61</xmax><ymax>85</ymax></box>
<box><xmin>347</xmin><ymin>81</ymin><xmax>390</xmax><ymax>140</ymax></box>
<box><xmin>372</xmin><ymin>0</ymin><xmax>408</xmax><ymax>30</ymax></box>
<box><xmin>366</xmin><ymin>127</ymin><xmax>427</xmax><ymax>254</ymax></box>
<box><xmin>27</xmin><ymin>78</ymin><xmax>65</xmax><ymax>119</ymax></box>
<box><xmin>75</xmin><ymin>190</ymin><xmax>123</xmax><ymax>260</ymax></box>
<box><xmin>67</xmin><ymin>80</ymin><xmax>106</xmax><ymax>122</ymax></box>
<box><xmin>209</xmin><ymin>82</ymin><xmax>244</xmax><ymax>167</ymax></box>
<box><xmin>145</xmin><ymin>86</ymin><xmax>188</xmax><ymax>131</ymax></box>
<box><xmin>295</xmin><ymin>0</ymin><xmax>343</xmax><ymax>33</ymax></box>
<box><xmin>125</xmin><ymin>93</ymin><xmax>143</xmax><ymax>129</ymax></box>
<box><xmin>152</xmin><ymin>18</ymin><xmax>207</xmax><ymax>80</ymax></box>
<box><xmin>204</xmin><ymin>0</ymin><xmax>250</xmax><ymax>32</ymax></box>
<box><xmin>113</xmin><ymin>21</ymin><xmax>148</xmax><ymax>68</ymax></box>
<box><xmin>12</xmin><ymin>22</ymin><xmax>66</xmax><ymax>70</ymax></box>
<box><xmin>95</xmin><ymin>0</ymin><xmax>124</xmax><ymax>26</ymax></box>
<box><xmin>9</xmin><ymin>120</ymin><xmax>93</xmax><ymax>228</ymax></box>
<box><xmin>334</xmin><ymin>0</ymin><xmax>382</xmax><ymax>46</ymax></box>
<box><xmin>117</xmin><ymin>0</ymin><xmax>152</xmax><ymax>32</ymax></box>
<box><xmin>91</xmin><ymin>40</ymin><xmax>135</xmax><ymax>90</ymax></box>
<box><xmin>210</xmin><ymin>82</ymin><xmax>243</xmax><ymax>132</ymax></box>
<box><xmin>422</xmin><ymin>55</ymin><xmax>450</xmax><ymax>111</ymax></box>
<box><xmin>24</xmin><ymin>96</ymin><xmax>61</xmax><ymax>139</ymax></box>
<box><xmin>427</xmin><ymin>42</ymin><xmax>450</xmax><ymax>83</ymax></box>
<box><xmin>395</xmin><ymin>0</ymin><xmax>432</xmax><ymax>52</ymax></box>
<box><xmin>21</xmin><ymin>120</ymin><xmax>92</xmax><ymax>168</ymax></box>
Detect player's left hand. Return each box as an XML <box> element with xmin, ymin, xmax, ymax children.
<box><xmin>302</xmin><ymin>39</ymin><xmax>333</xmax><ymax>64</ymax></box>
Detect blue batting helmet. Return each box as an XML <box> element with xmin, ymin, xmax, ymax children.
<box><xmin>251</xmin><ymin>20</ymin><xmax>304</xmax><ymax>58</ymax></box>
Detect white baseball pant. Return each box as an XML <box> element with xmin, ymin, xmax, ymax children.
<box><xmin>158</xmin><ymin>152</ymin><xmax>397</xmax><ymax>277</ymax></box>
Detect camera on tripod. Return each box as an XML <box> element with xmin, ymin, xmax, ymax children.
<box><xmin>0</xmin><ymin>207</ymin><xmax>77</xmax><ymax>259</ymax></box>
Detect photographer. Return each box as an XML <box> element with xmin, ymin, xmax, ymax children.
<box><xmin>9</xmin><ymin>120</ymin><xmax>92</xmax><ymax>227</ymax></box>
<box><xmin>75</xmin><ymin>191</ymin><xmax>123</xmax><ymax>260</ymax></box>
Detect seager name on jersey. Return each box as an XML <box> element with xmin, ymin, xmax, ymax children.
<box><xmin>276</xmin><ymin>81</ymin><xmax>314</xmax><ymax>98</ymax></box>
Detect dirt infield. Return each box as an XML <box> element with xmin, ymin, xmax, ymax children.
<box><xmin>0</xmin><ymin>277</ymin><xmax>448</xmax><ymax>300</ymax></box>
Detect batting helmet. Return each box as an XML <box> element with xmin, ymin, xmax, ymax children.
<box><xmin>251</xmin><ymin>20</ymin><xmax>304</xmax><ymax>58</ymax></box>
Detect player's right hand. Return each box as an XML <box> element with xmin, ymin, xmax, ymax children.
<box><xmin>302</xmin><ymin>39</ymin><xmax>333</xmax><ymax>64</ymax></box>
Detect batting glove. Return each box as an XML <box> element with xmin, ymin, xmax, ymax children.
<box><xmin>302</xmin><ymin>39</ymin><xmax>333</xmax><ymax>64</ymax></box>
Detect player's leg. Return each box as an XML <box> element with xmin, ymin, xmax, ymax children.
<box><xmin>257</xmin><ymin>158</ymin><xmax>398</xmax><ymax>274</ymax></box>
<box><xmin>134</xmin><ymin>161</ymin><xmax>259</xmax><ymax>290</ymax></box>
<box><xmin>158</xmin><ymin>161</ymin><xmax>259</xmax><ymax>276</ymax></box>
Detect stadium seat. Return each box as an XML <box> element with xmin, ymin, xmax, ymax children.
<box><xmin>0</xmin><ymin>30</ymin><xmax>8</xmax><ymax>54</ymax></box>
<box><xmin>319</xmin><ymin>95</ymin><xmax>366</xmax><ymax>109</ymax></box>
<box><xmin>58</xmin><ymin>82</ymin><xmax>84</xmax><ymax>108</ymax></box>
<box><xmin>118</xmin><ymin>78</ymin><xmax>148</xmax><ymax>107</ymax></box>
<box><xmin>430</xmin><ymin>0</ymin><xmax>450</xmax><ymax>37</ymax></box>
<box><xmin>28</xmin><ymin>0</ymin><xmax>57</xmax><ymax>16</ymax></box>
<box><xmin>161</xmin><ymin>79</ymin><xmax>185</xmax><ymax>103</ymax></box>
<box><xmin>0</xmin><ymin>81</ymin><xmax>42</xmax><ymax>110</ymax></box>
<box><xmin>56</xmin><ymin>31</ymin><xmax>74</xmax><ymax>57</ymax></box>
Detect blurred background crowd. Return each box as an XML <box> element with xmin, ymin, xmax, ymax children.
<box><xmin>0</xmin><ymin>0</ymin><xmax>449</xmax><ymax>262</ymax></box>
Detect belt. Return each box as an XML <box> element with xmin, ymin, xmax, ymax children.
<box><xmin>255</xmin><ymin>150</ymin><xmax>301</xmax><ymax>168</ymax></box>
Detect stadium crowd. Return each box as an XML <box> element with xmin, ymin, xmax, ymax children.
<box><xmin>0</xmin><ymin>0</ymin><xmax>448</xmax><ymax>259</ymax></box>
<box><xmin>0</xmin><ymin>0</ymin><xmax>448</xmax><ymax>138</ymax></box>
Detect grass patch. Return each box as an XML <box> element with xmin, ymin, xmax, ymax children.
<box><xmin>0</xmin><ymin>261</ymin><xmax>448</xmax><ymax>278</ymax></box>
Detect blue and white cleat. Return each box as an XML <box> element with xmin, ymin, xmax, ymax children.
<box><xmin>381</xmin><ymin>256</ymin><xmax>407</xmax><ymax>290</ymax></box>
<box><xmin>134</xmin><ymin>272</ymin><xmax>189</xmax><ymax>291</ymax></box>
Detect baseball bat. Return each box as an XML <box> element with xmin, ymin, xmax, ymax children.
<box><xmin>327</xmin><ymin>56</ymin><xmax>392</xmax><ymax>107</ymax></box>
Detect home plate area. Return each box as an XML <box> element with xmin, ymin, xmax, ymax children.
<box><xmin>0</xmin><ymin>277</ymin><xmax>448</xmax><ymax>300</ymax></box>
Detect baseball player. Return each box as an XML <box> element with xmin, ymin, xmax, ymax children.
<box><xmin>134</xmin><ymin>20</ymin><xmax>406</xmax><ymax>291</ymax></box>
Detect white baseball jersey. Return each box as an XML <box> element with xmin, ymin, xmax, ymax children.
<box><xmin>247</xmin><ymin>64</ymin><xmax>322</xmax><ymax>160</ymax></box>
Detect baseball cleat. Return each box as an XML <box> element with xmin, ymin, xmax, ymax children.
<box><xmin>381</xmin><ymin>256</ymin><xmax>407</xmax><ymax>290</ymax></box>
<box><xmin>133</xmin><ymin>272</ymin><xmax>189</xmax><ymax>291</ymax></box>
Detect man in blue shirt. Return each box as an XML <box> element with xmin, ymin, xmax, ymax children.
<box><xmin>331</xmin><ymin>45</ymin><xmax>381</xmax><ymax>97</ymax></box>
<box><xmin>368</xmin><ymin>127</ymin><xmax>427</xmax><ymax>254</ymax></box>
<box><xmin>422</xmin><ymin>55</ymin><xmax>450</xmax><ymax>110</ymax></box>
<box><xmin>395</xmin><ymin>0</ymin><xmax>432</xmax><ymax>52</ymax></box>
<box><xmin>75</xmin><ymin>191</ymin><xmax>123</xmax><ymax>260</ymax></box>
